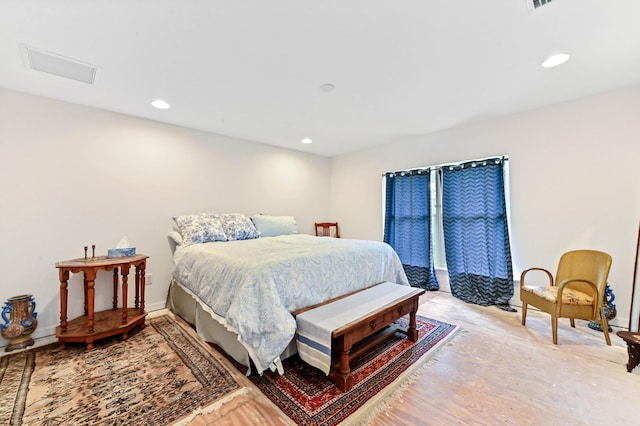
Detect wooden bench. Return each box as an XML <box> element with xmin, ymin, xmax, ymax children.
<box><xmin>294</xmin><ymin>282</ymin><xmax>425</xmax><ymax>392</ymax></box>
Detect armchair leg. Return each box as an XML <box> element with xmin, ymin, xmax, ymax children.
<box><xmin>521</xmin><ymin>303</ymin><xmax>528</xmax><ymax>325</ymax></box>
<box><xmin>552</xmin><ymin>316</ymin><xmax>558</xmax><ymax>344</ymax></box>
<box><xmin>600</xmin><ymin>308</ymin><xmax>612</xmax><ymax>346</ymax></box>
<box><xmin>570</xmin><ymin>318</ymin><xmax>575</xmax><ymax>328</ymax></box>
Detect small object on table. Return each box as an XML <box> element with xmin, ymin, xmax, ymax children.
<box><xmin>92</xmin><ymin>244</ymin><xmax>96</xmax><ymax>259</ymax></box>
<box><xmin>108</xmin><ymin>236</ymin><xmax>136</xmax><ymax>258</ymax></box>
<box><xmin>84</xmin><ymin>246</ymin><xmax>88</xmax><ymax>260</ymax></box>
<box><xmin>107</xmin><ymin>247</ymin><xmax>136</xmax><ymax>258</ymax></box>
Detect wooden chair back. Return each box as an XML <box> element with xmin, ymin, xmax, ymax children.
<box><xmin>555</xmin><ymin>250</ymin><xmax>612</xmax><ymax>301</ymax></box>
<box><xmin>315</xmin><ymin>222</ymin><xmax>340</xmax><ymax>238</ymax></box>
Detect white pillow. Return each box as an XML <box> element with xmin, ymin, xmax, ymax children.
<box><xmin>250</xmin><ymin>215</ymin><xmax>299</xmax><ymax>237</ymax></box>
<box><xmin>168</xmin><ymin>230</ymin><xmax>183</xmax><ymax>246</ymax></box>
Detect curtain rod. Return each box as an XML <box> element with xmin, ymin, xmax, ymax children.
<box><xmin>381</xmin><ymin>155</ymin><xmax>508</xmax><ymax>177</ymax></box>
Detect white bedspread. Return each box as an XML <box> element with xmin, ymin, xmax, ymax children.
<box><xmin>172</xmin><ymin>234</ymin><xmax>409</xmax><ymax>373</ymax></box>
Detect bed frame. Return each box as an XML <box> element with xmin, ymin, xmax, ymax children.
<box><xmin>166</xmin><ymin>279</ymin><xmax>297</xmax><ymax>372</ymax></box>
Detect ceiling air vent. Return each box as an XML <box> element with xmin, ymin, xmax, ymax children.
<box><xmin>22</xmin><ymin>45</ymin><xmax>99</xmax><ymax>84</ymax></box>
<box><xmin>527</xmin><ymin>0</ymin><xmax>553</xmax><ymax>10</ymax></box>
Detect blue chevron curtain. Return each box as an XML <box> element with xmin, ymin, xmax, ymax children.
<box><xmin>383</xmin><ymin>170</ymin><xmax>439</xmax><ymax>291</ymax></box>
<box><xmin>441</xmin><ymin>158</ymin><xmax>514</xmax><ymax>307</ymax></box>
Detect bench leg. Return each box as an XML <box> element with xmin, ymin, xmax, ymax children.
<box><xmin>335</xmin><ymin>334</ymin><xmax>353</xmax><ymax>392</ymax></box>
<box><xmin>407</xmin><ymin>310</ymin><xmax>419</xmax><ymax>342</ymax></box>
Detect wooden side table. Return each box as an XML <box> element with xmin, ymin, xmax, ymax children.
<box><xmin>617</xmin><ymin>331</ymin><xmax>640</xmax><ymax>372</ymax></box>
<box><xmin>55</xmin><ymin>254</ymin><xmax>148</xmax><ymax>349</ymax></box>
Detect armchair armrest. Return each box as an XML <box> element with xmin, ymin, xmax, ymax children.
<box><xmin>556</xmin><ymin>278</ymin><xmax>599</xmax><ymax>317</ymax></box>
<box><xmin>520</xmin><ymin>267</ymin><xmax>554</xmax><ymax>288</ymax></box>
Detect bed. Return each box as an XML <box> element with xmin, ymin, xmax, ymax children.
<box><xmin>166</xmin><ymin>213</ymin><xmax>409</xmax><ymax>374</ymax></box>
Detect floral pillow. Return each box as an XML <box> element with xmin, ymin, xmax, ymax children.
<box><xmin>172</xmin><ymin>213</ymin><xmax>227</xmax><ymax>246</ymax></box>
<box><xmin>220</xmin><ymin>213</ymin><xmax>261</xmax><ymax>241</ymax></box>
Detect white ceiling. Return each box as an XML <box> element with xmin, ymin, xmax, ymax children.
<box><xmin>1</xmin><ymin>0</ymin><xmax>640</xmax><ymax>157</ymax></box>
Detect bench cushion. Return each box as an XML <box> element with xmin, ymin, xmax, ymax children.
<box><xmin>295</xmin><ymin>281</ymin><xmax>414</xmax><ymax>374</ymax></box>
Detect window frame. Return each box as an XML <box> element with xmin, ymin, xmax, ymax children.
<box><xmin>383</xmin><ymin>156</ymin><xmax>511</xmax><ymax>273</ymax></box>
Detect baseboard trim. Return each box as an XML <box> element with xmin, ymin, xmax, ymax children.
<box><xmin>1</xmin><ymin>302</ymin><xmax>169</xmax><ymax>351</ymax></box>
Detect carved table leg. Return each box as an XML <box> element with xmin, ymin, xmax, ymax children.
<box><xmin>85</xmin><ymin>270</ymin><xmax>97</xmax><ymax>334</ymax></box>
<box><xmin>83</xmin><ymin>276</ymin><xmax>88</xmax><ymax>316</ymax></box>
<box><xmin>134</xmin><ymin>267</ymin><xmax>140</xmax><ymax>310</ymax></box>
<box><xmin>112</xmin><ymin>268</ymin><xmax>119</xmax><ymax>309</ymax></box>
<box><xmin>408</xmin><ymin>310</ymin><xmax>419</xmax><ymax>342</ymax></box>
<box><xmin>625</xmin><ymin>340</ymin><xmax>640</xmax><ymax>372</ymax></box>
<box><xmin>139</xmin><ymin>261</ymin><xmax>146</xmax><ymax>314</ymax></box>
<box><xmin>335</xmin><ymin>334</ymin><xmax>354</xmax><ymax>392</ymax></box>
<box><xmin>121</xmin><ymin>264</ymin><xmax>131</xmax><ymax>325</ymax></box>
<box><xmin>58</xmin><ymin>269</ymin><xmax>69</xmax><ymax>336</ymax></box>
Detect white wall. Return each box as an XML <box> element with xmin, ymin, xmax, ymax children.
<box><xmin>2</xmin><ymin>84</ymin><xmax>637</xmax><ymax>345</ymax></box>
<box><xmin>331</xmin><ymin>85</ymin><xmax>640</xmax><ymax>327</ymax></box>
<box><xmin>0</xmin><ymin>88</ymin><xmax>331</xmax><ymax>344</ymax></box>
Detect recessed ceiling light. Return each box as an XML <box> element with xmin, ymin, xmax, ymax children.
<box><xmin>301</xmin><ymin>138</ymin><xmax>312</xmax><ymax>144</ymax></box>
<box><xmin>541</xmin><ymin>53</ymin><xmax>570</xmax><ymax>68</ymax></box>
<box><xmin>151</xmin><ymin>99</ymin><xmax>171</xmax><ymax>109</ymax></box>
<box><xmin>319</xmin><ymin>83</ymin><xmax>335</xmax><ymax>93</ymax></box>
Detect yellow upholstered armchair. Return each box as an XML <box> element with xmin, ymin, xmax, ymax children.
<box><xmin>520</xmin><ymin>250</ymin><xmax>612</xmax><ymax>346</ymax></box>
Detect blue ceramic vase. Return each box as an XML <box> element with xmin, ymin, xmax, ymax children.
<box><xmin>1</xmin><ymin>294</ymin><xmax>38</xmax><ymax>352</ymax></box>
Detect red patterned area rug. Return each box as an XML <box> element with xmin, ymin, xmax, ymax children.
<box><xmin>0</xmin><ymin>314</ymin><xmax>241</xmax><ymax>426</ymax></box>
<box><xmin>236</xmin><ymin>315</ymin><xmax>458</xmax><ymax>425</ymax></box>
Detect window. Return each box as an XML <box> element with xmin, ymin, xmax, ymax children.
<box><xmin>384</xmin><ymin>155</ymin><xmax>512</xmax><ymax>274</ymax></box>
<box><xmin>430</xmin><ymin>171</ymin><xmax>446</xmax><ymax>269</ymax></box>
<box><xmin>426</xmin><ymin>156</ymin><xmax>511</xmax><ymax>269</ymax></box>
<box><xmin>383</xmin><ymin>169</ymin><xmax>438</xmax><ymax>290</ymax></box>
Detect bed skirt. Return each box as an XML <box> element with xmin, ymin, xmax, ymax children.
<box><xmin>165</xmin><ymin>279</ymin><xmax>297</xmax><ymax>372</ymax></box>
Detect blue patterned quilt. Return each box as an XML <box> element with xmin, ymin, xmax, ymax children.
<box><xmin>172</xmin><ymin>234</ymin><xmax>408</xmax><ymax>373</ymax></box>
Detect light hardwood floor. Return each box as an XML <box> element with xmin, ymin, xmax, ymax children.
<box><xmin>187</xmin><ymin>291</ymin><xmax>640</xmax><ymax>425</ymax></box>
